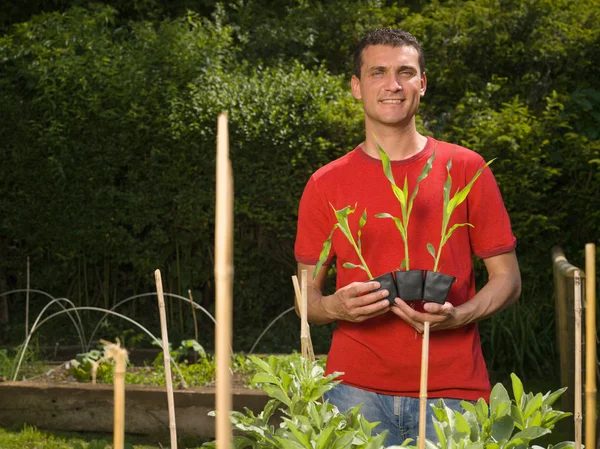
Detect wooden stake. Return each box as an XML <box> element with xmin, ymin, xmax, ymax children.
<box><xmin>100</xmin><ymin>339</ymin><xmax>128</xmax><ymax>449</ymax></box>
<box><xmin>585</xmin><ymin>244</ymin><xmax>597</xmax><ymax>449</ymax></box>
<box><xmin>574</xmin><ymin>270</ymin><xmax>582</xmax><ymax>449</ymax></box>
<box><xmin>215</xmin><ymin>112</ymin><xmax>233</xmax><ymax>449</ymax></box>
<box><xmin>155</xmin><ymin>269</ymin><xmax>178</xmax><ymax>449</ymax></box>
<box><xmin>292</xmin><ymin>273</ymin><xmax>314</xmax><ymax>362</ymax></box>
<box><xmin>418</xmin><ymin>321</ymin><xmax>430</xmax><ymax>449</ymax></box>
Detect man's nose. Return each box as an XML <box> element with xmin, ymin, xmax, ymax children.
<box><xmin>384</xmin><ymin>73</ymin><xmax>403</xmax><ymax>91</ymax></box>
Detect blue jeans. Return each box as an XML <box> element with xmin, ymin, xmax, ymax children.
<box><xmin>324</xmin><ymin>383</ymin><xmax>470</xmax><ymax>446</ymax></box>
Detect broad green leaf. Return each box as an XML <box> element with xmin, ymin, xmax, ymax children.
<box><xmin>490</xmin><ymin>383</ymin><xmax>511</xmax><ymax>417</ymax></box>
<box><xmin>475</xmin><ymin>398</ymin><xmax>489</xmax><ymax>423</ymax></box>
<box><xmin>454</xmin><ymin>411</ymin><xmax>471</xmax><ymax>436</ymax></box>
<box><xmin>510</xmin><ymin>373</ymin><xmax>524</xmax><ymax>407</ymax></box>
<box><xmin>523</xmin><ymin>393</ymin><xmax>543</xmax><ymax>419</ymax></box>
<box><xmin>542</xmin><ymin>387</ymin><xmax>567</xmax><ymax>407</ymax></box>
<box><xmin>548</xmin><ymin>442</ymin><xmax>576</xmax><ymax>449</ymax></box>
<box><xmin>433</xmin><ymin>420</ymin><xmax>447</xmax><ymax>449</ymax></box>
<box><xmin>527</xmin><ymin>410</ymin><xmax>542</xmax><ymax>427</ymax></box>
<box><xmin>315</xmin><ymin>425</ymin><xmax>335</xmax><ymax>449</ymax></box>
<box><xmin>262</xmin><ymin>385</ymin><xmax>292</xmax><ymax>407</ymax></box>
<box><xmin>510</xmin><ymin>404</ymin><xmax>524</xmax><ymax>430</ymax></box>
<box><xmin>491</xmin><ymin>415</ymin><xmax>514</xmax><ymax>442</ymax></box>
<box><xmin>505</xmin><ymin>426</ymin><xmax>551</xmax><ymax>448</ymax></box>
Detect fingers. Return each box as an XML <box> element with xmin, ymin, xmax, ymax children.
<box><xmin>331</xmin><ymin>281</ymin><xmax>391</xmax><ymax>322</ymax></box>
<box><xmin>391</xmin><ymin>298</ymin><xmax>456</xmax><ymax>332</ymax></box>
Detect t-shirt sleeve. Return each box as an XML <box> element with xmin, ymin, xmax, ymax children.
<box><xmin>295</xmin><ymin>175</ymin><xmax>335</xmax><ymax>265</ymax></box>
<box><xmin>466</xmin><ymin>162</ymin><xmax>517</xmax><ymax>259</ymax></box>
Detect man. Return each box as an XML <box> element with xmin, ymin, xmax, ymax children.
<box><xmin>294</xmin><ymin>28</ymin><xmax>521</xmax><ymax>445</ymax></box>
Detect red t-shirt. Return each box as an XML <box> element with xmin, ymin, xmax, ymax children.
<box><xmin>294</xmin><ymin>137</ymin><xmax>516</xmax><ymax>401</ymax></box>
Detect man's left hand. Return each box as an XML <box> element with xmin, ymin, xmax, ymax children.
<box><xmin>390</xmin><ymin>298</ymin><xmax>460</xmax><ymax>333</ymax></box>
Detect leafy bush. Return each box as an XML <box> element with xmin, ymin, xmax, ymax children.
<box><xmin>204</xmin><ymin>355</ymin><xmax>574</xmax><ymax>449</ymax></box>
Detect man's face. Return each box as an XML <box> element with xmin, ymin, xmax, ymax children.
<box><xmin>351</xmin><ymin>45</ymin><xmax>426</xmax><ymax>129</ymax></box>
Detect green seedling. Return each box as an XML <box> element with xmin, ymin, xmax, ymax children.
<box><xmin>314</xmin><ymin>203</ymin><xmax>373</xmax><ymax>280</ymax></box>
<box><xmin>374</xmin><ymin>136</ymin><xmax>436</xmax><ymax>271</ymax></box>
<box><xmin>427</xmin><ymin>157</ymin><xmax>495</xmax><ymax>272</ymax></box>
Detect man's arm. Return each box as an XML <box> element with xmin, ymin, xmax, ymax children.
<box><xmin>297</xmin><ymin>262</ymin><xmax>392</xmax><ymax>325</ymax></box>
<box><xmin>390</xmin><ymin>251</ymin><xmax>521</xmax><ymax>333</ymax></box>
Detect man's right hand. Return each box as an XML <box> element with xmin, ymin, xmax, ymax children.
<box><xmin>323</xmin><ymin>281</ymin><xmax>391</xmax><ymax>323</ymax></box>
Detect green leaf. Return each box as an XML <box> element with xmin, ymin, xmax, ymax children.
<box><xmin>523</xmin><ymin>393</ymin><xmax>544</xmax><ymax>419</ymax></box>
<box><xmin>510</xmin><ymin>373</ymin><xmax>524</xmax><ymax>407</ymax></box>
<box><xmin>375</xmin><ymin>136</ymin><xmax>397</xmax><ymax>187</ymax></box>
<box><xmin>491</xmin><ymin>414</ymin><xmax>514</xmax><ymax>442</ymax></box>
<box><xmin>441</xmin><ymin>222</ymin><xmax>474</xmax><ymax>246</ymax></box>
<box><xmin>427</xmin><ymin>243</ymin><xmax>436</xmax><ymax>260</ymax></box>
<box><xmin>342</xmin><ymin>262</ymin><xmax>365</xmax><ymax>271</ymax></box>
<box><xmin>490</xmin><ymin>382</ymin><xmax>511</xmax><ymax>418</ymax></box>
<box><xmin>314</xmin><ymin>225</ymin><xmax>337</xmax><ymax>280</ymax></box>
<box><xmin>542</xmin><ymin>387</ymin><xmax>567</xmax><ymax>407</ymax></box>
<box><xmin>375</xmin><ymin>212</ymin><xmax>407</xmax><ymax>241</ymax></box>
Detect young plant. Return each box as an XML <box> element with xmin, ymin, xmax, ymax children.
<box><xmin>314</xmin><ymin>203</ymin><xmax>373</xmax><ymax>280</ymax></box>
<box><xmin>374</xmin><ymin>138</ymin><xmax>436</xmax><ymax>271</ymax></box>
<box><xmin>428</xmin><ymin>373</ymin><xmax>573</xmax><ymax>449</ymax></box>
<box><xmin>203</xmin><ymin>353</ymin><xmax>391</xmax><ymax>449</ymax></box>
<box><xmin>427</xmin><ymin>157</ymin><xmax>495</xmax><ymax>272</ymax></box>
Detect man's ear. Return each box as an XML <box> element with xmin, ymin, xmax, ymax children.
<box><xmin>351</xmin><ymin>75</ymin><xmax>362</xmax><ymax>100</ymax></box>
<box><xmin>420</xmin><ymin>72</ymin><xmax>427</xmax><ymax>97</ymax></box>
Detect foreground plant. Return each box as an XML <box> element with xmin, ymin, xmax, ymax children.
<box><xmin>428</xmin><ymin>373</ymin><xmax>573</xmax><ymax>449</ymax></box>
<box><xmin>314</xmin><ymin>203</ymin><xmax>373</xmax><ymax>280</ymax></box>
<box><xmin>204</xmin><ymin>353</ymin><xmax>391</xmax><ymax>449</ymax></box>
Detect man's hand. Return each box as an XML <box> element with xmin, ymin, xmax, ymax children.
<box><xmin>390</xmin><ymin>299</ymin><xmax>457</xmax><ymax>333</ymax></box>
<box><xmin>323</xmin><ymin>281</ymin><xmax>391</xmax><ymax>323</ymax></box>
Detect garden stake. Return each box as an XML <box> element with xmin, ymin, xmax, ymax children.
<box><xmin>215</xmin><ymin>112</ymin><xmax>233</xmax><ymax>449</ymax></box>
<box><xmin>574</xmin><ymin>269</ymin><xmax>582</xmax><ymax>449</ymax></box>
<box><xmin>188</xmin><ymin>289</ymin><xmax>200</xmax><ymax>363</ymax></box>
<box><xmin>292</xmin><ymin>273</ymin><xmax>314</xmax><ymax>361</ymax></box>
<box><xmin>418</xmin><ymin>321</ymin><xmax>430</xmax><ymax>449</ymax></box>
<box><xmin>155</xmin><ymin>269</ymin><xmax>178</xmax><ymax>449</ymax></box>
<box><xmin>100</xmin><ymin>339</ymin><xmax>128</xmax><ymax>449</ymax></box>
<box><xmin>584</xmin><ymin>243</ymin><xmax>597</xmax><ymax>449</ymax></box>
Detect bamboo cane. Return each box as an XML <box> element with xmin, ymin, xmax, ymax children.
<box><xmin>215</xmin><ymin>112</ymin><xmax>233</xmax><ymax>449</ymax></box>
<box><xmin>100</xmin><ymin>339</ymin><xmax>128</xmax><ymax>449</ymax></box>
<box><xmin>418</xmin><ymin>321</ymin><xmax>430</xmax><ymax>449</ymax></box>
<box><xmin>292</xmin><ymin>273</ymin><xmax>314</xmax><ymax>361</ymax></box>
<box><xmin>155</xmin><ymin>269</ymin><xmax>178</xmax><ymax>449</ymax></box>
<box><xmin>574</xmin><ymin>270</ymin><xmax>582</xmax><ymax>449</ymax></box>
<box><xmin>585</xmin><ymin>244</ymin><xmax>597</xmax><ymax>449</ymax></box>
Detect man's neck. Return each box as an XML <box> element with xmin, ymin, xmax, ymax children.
<box><xmin>362</xmin><ymin>123</ymin><xmax>427</xmax><ymax>161</ymax></box>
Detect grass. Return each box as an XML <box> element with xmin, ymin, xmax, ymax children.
<box><xmin>0</xmin><ymin>425</ymin><xmax>209</xmax><ymax>449</ymax></box>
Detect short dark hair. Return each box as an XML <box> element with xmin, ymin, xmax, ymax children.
<box><xmin>353</xmin><ymin>28</ymin><xmax>425</xmax><ymax>78</ymax></box>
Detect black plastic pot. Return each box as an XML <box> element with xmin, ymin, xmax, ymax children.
<box><xmin>423</xmin><ymin>271</ymin><xmax>456</xmax><ymax>304</ymax></box>
<box><xmin>370</xmin><ymin>272</ymin><xmax>398</xmax><ymax>305</ymax></box>
<box><xmin>394</xmin><ymin>270</ymin><xmax>425</xmax><ymax>301</ymax></box>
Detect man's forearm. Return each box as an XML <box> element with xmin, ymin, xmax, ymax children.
<box><xmin>454</xmin><ymin>270</ymin><xmax>521</xmax><ymax>327</ymax></box>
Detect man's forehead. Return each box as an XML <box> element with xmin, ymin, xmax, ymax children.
<box><xmin>362</xmin><ymin>45</ymin><xmax>420</xmax><ymax>67</ymax></box>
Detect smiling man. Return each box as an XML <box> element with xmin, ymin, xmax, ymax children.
<box><xmin>294</xmin><ymin>28</ymin><xmax>521</xmax><ymax>445</ymax></box>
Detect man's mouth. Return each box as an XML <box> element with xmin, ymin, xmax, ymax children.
<box><xmin>380</xmin><ymin>99</ymin><xmax>405</xmax><ymax>104</ymax></box>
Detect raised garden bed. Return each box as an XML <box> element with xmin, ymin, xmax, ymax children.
<box><xmin>0</xmin><ymin>380</ymin><xmax>270</xmax><ymax>439</ymax></box>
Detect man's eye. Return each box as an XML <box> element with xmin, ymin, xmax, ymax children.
<box><xmin>400</xmin><ymin>71</ymin><xmax>414</xmax><ymax>78</ymax></box>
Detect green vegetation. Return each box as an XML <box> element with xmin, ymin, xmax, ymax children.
<box><xmin>0</xmin><ymin>0</ymin><xmax>597</xmax><ymax>382</ymax></box>
<box><xmin>0</xmin><ymin>425</ymin><xmax>207</xmax><ymax>448</ymax></box>
<box><xmin>202</xmin><ymin>353</ymin><xmax>573</xmax><ymax>448</ymax></box>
